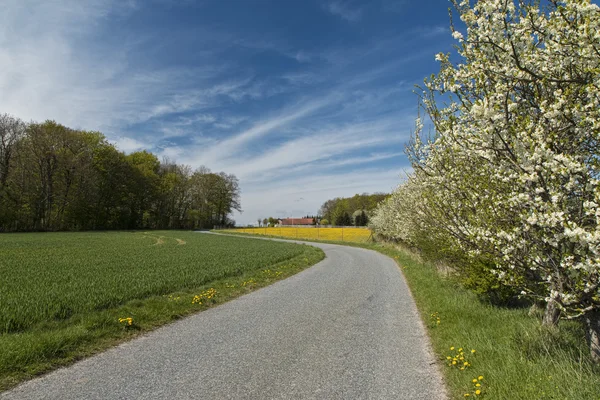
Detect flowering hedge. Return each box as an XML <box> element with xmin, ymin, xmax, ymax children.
<box><xmin>371</xmin><ymin>0</ymin><xmax>600</xmax><ymax>361</ymax></box>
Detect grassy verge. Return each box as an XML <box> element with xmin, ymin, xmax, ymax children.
<box><xmin>216</xmin><ymin>231</ymin><xmax>600</xmax><ymax>399</ymax></box>
<box><xmin>0</xmin><ymin>231</ymin><xmax>324</xmax><ymax>391</ymax></box>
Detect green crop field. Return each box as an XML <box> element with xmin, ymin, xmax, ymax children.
<box><xmin>0</xmin><ymin>231</ymin><xmax>324</xmax><ymax>390</ymax></box>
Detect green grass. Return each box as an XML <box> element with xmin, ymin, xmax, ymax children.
<box><xmin>219</xmin><ymin>231</ymin><xmax>600</xmax><ymax>399</ymax></box>
<box><xmin>0</xmin><ymin>231</ymin><xmax>324</xmax><ymax>391</ymax></box>
<box><xmin>378</xmin><ymin>244</ymin><xmax>600</xmax><ymax>400</ymax></box>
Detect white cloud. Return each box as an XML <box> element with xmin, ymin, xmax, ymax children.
<box><xmin>294</xmin><ymin>51</ymin><xmax>312</xmax><ymax>63</ymax></box>
<box><xmin>111</xmin><ymin>136</ymin><xmax>150</xmax><ymax>153</ymax></box>
<box><xmin>326</xmin><ymin>1</ymin><xmax>363</xmax><ymax>22</ymax></box>
<box><xmin>0</xmin><ymin>1</ymin><xmax>138</xmax><ymax>129</ymax></box>
<box><xmin>185</xmin><ymin>95</ymin><xmax>338</xmax><ymax>167</ymax></box>
<box><xmin>0</xmin><ymin>1</ymin><xmax>254</xmax><ymax>135</ymax></box>
<box><xmin>225</xmin><ymin>121</ymin><xmax>403</xmax><ymax>181</ymax></box>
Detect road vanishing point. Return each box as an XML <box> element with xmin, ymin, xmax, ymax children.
<box><xmin>2</xmin><ymin>236</ymin><xmax>446</xmax><ymax>400</ymax></box>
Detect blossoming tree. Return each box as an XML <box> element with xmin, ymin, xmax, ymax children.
<box><xmin>374</xmin><ymin>0</ymin><xmax>600</xmax><ymax>361</ymax></box>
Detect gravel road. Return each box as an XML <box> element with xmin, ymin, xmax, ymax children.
<box><xmin>2</xmin><ymin>237</ymin><xmax>446</xmax><ymax>400</ymax></box>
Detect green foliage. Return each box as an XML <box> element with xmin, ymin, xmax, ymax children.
<box><xmin>407</xmin><ymin>227</ymin><xmax>519</xmax><ymax>306</ymax></box>
<box><xmin>334</xmin><ymin>211</ymin><xmax>352</xmax><ymax>226</ymax></box>
<box><xmin>0</xmin><ymin>231</ymin><xmax>324</xmax><ymax>389</ymax></box>
<box><xmin>353</xmin><ymin>210</ymin><xmax>369</xmax><ymax>226</ymax></box>
<box><xmin>0</xmin><ymin>115</ymin><xmax>241</xmax><ymax>231</ymax></box>
<box><xmin>319</xmin><ymin>218</ymin><xmax>329</xmax><ymax>226</ymax></box>
<box><xmin>319</xmin><ymin>193</ymin><xmax>388</xmax><ymax>224</ymax></box>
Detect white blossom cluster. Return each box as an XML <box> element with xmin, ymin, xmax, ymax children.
<box><xmin>371</xmin><ymin>0</ymin><xmax>600</xmax><ymax>321</ymax></box>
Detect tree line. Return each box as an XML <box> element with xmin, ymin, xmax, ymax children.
<box><xmin>0</xmin><ymin>114</ymin><xmax>241</xmax><ymax>232</ymax></box>
<box><xmin>319</xmin><ymin>193</ymin><xmax>388</xmax><ymax>226</ymax></box>
<box><xmin>370</xmin><ymin>0</ymin><xmax>600</xmax><ymax>361</ymax></box>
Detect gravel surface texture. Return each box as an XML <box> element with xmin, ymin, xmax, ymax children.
<box><xmin>2</xmin><ymin>236</ymin><xmax>446</xmax><ymax>400</ymax></box>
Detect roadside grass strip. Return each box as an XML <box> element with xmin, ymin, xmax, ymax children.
<box><xmin>216</xmin><ymin>231</ymin><xmax>600</xmax><ymax>399</ymax></box>
<box><xmin>227</xmin><ymin>227</ymin><xmax>372</xmax><ymax>242</ymax></box>
<box><xmin>375</xmin><ymin>243</ymin><xmax>600</xmax><ymax>400</ymax></box>
<box><xmin>0</xmin><ymin>231</ymin><xmax>324</xmax><ymax>391</ymax></box>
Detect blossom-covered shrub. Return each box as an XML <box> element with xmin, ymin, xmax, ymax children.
<box><xmin>372</xmin><ymin>0</ymin><xmax>600</xmax><ymax>361</ymax></box>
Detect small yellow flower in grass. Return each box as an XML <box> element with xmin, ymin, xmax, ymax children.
<box><xmin>475</xmin><ymin>383</ymin><xmax>481</xmax><ymax>387</ymax></box>
<box><xmin>471</xmin><ymin>349</ymin><xmax>476</xmax><ymax>354</ymax></box>
<box><xmin>447</xmin><ymin>356</ymin><xmax>452</xmax><ymax>360</ymax></box>
<box><xmin>464</xmin><ymin>361</ymin><xmax>468</xmax><ymax>366</ymax></box>
<box><xmin>450</xmin><ymin>346</ymin><xmax>455</xmax><ymax>350</ymax></box>
<box><xmin>452</xmin><ymin>361</ymin><xmax>457</xmax><ymax>365</ymax></box>
<box><xmin>478</xmin><ymin>376</ymin><xmax>483</xmax><ymax>380</ymax></box>
<box><xmin>118</xmin><ymin>317</ymin><xmax>133</xmax><ymax>326</ymax></box>
<box><xmin>459</xmin><ymin>367</ymin><xmax>465</xmax><ymax>371</ymax></box>
<box><xmin>475</xmin><ymin>390</ymin><xmax>481</xmax><ymax>395</ymax></box>
<box><xmin>472</xmin><ymin>379</ymin><xmax>477</xmax><ymax>383</ymax></box>
<box><xmin>464</xmin><ymin>394</ymin><xmax>470</xmax><ymax>397</ymax></box>
<box><xmin>459</xmin><ymin>348</ymin><xmax>463</xmax><ymax>352</ymax></box>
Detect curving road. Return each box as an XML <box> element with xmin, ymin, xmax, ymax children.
<box><xmin>2</xmin><ymin>237</ymin><xmax>446</xmax><ymax>400</ymax></box>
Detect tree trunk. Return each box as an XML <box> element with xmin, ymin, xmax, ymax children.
<box><xmin>584</xmin><ymin>310</ymin><xmax>600</xmax><ymax>363</ymax></box>
<box><xmin>542</xmin><ymin>297</ymin><xmax>560</xmax><ymax>327</ymax></box>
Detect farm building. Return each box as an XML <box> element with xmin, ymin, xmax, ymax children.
<box><xmin>277</xmin><ymin>218</ymin><xmax>314</xmax><ymax>226</ymax></box>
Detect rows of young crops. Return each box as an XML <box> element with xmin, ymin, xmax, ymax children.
<box><xmin>0</xmin><ymin>231</ymin><xmax>312</xmax><ymax>334</ymax></box>
<box><xmin>228</xmin><ymin>227</ymin><xmax>372</xmax><ymax>242</ymax></box>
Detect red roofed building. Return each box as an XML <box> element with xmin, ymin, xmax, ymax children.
<box><xmin>277</xmin><ymin>218</ymin><xmax>314</xmax><ymax>226</ymax></box>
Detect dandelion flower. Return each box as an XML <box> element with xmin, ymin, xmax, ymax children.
<box><xmin>471</xmin><ymin>349</ymin><xmax>476</xmax><ymax>353</ymax></box>
<box><xmin>475</xmin><ymin>390</ymin><xmax>481</xmax><ymax>395</ymax></box>
<box><xmin>478</xmin><ymin>376</ymin><xmax>483</xmax><ymax>380</ymax></box>
<box><xmin>472</xmin><ymin>379</ymin><xmax>477</xmax><ymax>383</ymax></box>
<box><xmin>450</xmin><ymin>347</ymin><xmax>455</xmax><ymax>350</ymax></box>
<box><xmin>476</xmin><ymin>383</ymin><xmax>481</xmax><ymax>387</ymax></box>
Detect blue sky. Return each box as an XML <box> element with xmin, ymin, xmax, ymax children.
<box><xmin>1</xmin><ymin>0</ymin><xmax>455</xmax><ymax>225</ymax></box>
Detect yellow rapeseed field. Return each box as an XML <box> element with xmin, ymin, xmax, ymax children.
<box><xmin>228</xmin><ymin>227</ymin><xmax>372</xmax><ymax>242</ymax></box>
